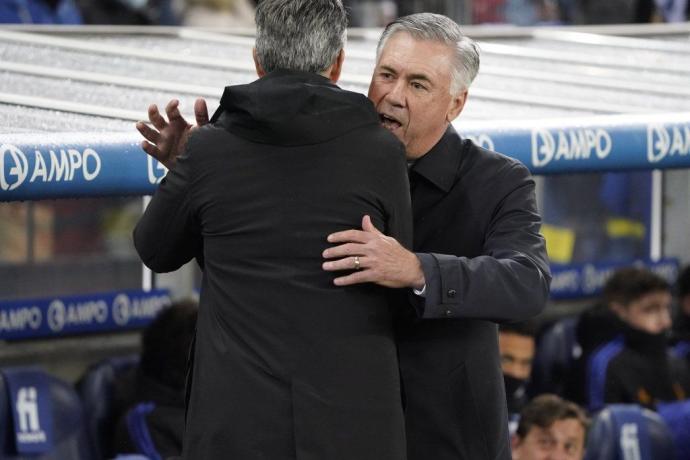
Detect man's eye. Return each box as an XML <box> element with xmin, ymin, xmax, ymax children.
<box><xmin>411</xmin><ymin>82</ymin><xmax>427</xmax><ymax>91</ymax></box>
<box><xmin>380</xmin><ymin>72</ymin><xmax>393</xmax><ymax>80</ymax></box>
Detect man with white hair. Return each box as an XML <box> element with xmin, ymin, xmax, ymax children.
<box><xmin>323</xmin><ymin>14</ymin><xmax>550</xmax><ymax>459</ymax></box>
<box><xmin>140</xmin><ymin>12</ymin><xmax>550</xmax><ymax>460</ymax></box>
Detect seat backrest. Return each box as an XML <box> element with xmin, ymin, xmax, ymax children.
<box><xmin>584</xmin><ymin>404</ymin><xmax>675</xmax><ymax>460</ymax></box>
<box><xmin>531</xmin><ymin>316</ymin><xmax>580</xmax><ymax>395</ymax></box>
<box><xmin>657</xmin><ymin>399</ymin><xmax>690</xmax><ymax>460</ymax></box>
<box><xmin>0</xmin><ymin>366</ymin><xmax>94</xmax><ymax>460</ymax></box>
<box><xmin>77</xmin><ymin>355</ymin><xmax>140</xmax><ymax>460</ymax></box>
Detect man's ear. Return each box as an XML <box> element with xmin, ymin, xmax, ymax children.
<box><xmin>325</xmin><ymin>49</ymin><xmax>345</xmax><ymax>83</ymax></box>
<box><xmin>446</xmin><ymin>89</ymin><xmax>468</xmax><ymax>123</ymax></box>
<box><xmin>511</xmin><ymin>434</ymin><xmax>522</xmax><ymax>459</ymax></box>
<box><xmin>610</xmin><ymin>301</ymin><xmax>627</xmax><ymax>319</ymax></box>
<box><xmin>252</xmin><ymin>48</ymin><xmax>266</xmax><ymax>77</ymax></box>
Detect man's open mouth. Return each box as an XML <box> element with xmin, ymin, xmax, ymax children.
<box><xmin>380</xmin><ymin>113</ymin><xmax>402</xmax><ymax>131</ymax></box>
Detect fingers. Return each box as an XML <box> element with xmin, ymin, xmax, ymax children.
<box><xmin>361</xmin><ymin>215</ymin><xmax>383</xmax><ymax>235</ymax></box>
<box><xmin>136</xmin><ymin>121</ymin><xmax>161</xmax><ymax>144</ymax></box>
<box><xmin>332</xmin><ymin>271</ymin><xmax>372</xmax><ymax>287</ymax></box>
<box><xmin>327</xmin><ymin>229</ymin><xmax>372</xmax><ymax>244</ymax></box>
<box><xmin>322</xmin><ymin>242</ymin><xmax>366</xmax><ymax>260</ymax></box>
<box><xmin>140</xmin><ymin>140</ymin><xmax>162</xmax><ymax>160</ymax></box>
<box><xmin>194</xmin><ymin>98</ymin><xmax>210</xmax><ymax>126</ymax></box>
<box><xmin>148</xmin><ymin>104</ymin><xmax>168</xmax><ymax>131</ymax></box>
<box><xmin>165</xmin><ymin>99</ymin><xmax>188</xmax><ymax>128</ymax></box>
<box><xmin>322</xmin><ymin>255</ymin><xmax>366</xmax><ymax>272</ymax></box>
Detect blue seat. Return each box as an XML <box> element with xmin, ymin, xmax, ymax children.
<box><xmin>530</xmin><ymin>316</ymin><xmax>580</xmax><ymax>395</ymax></box>
<box><xmin>0</xmin><ymin>367</ymin><xmax>94</xmax><ymax>459</ymax></box>
<box><xmin>584</xmin><ymin>404</ymin><xmax>675</xmax><ymax>460</ymax></box>
<box><xmin>657</xmin><ymin>400</ymin><xmax>690</xmax><ymax>460</ymax></box>
<box><xmin>77</xmin><ymin>355</ymin><xmax>140</xmax><ymax>460</ymax></box>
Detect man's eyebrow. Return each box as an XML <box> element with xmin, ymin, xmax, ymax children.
<box><xmin>378</xmin><ymin>65</ymin><xmax>397</xmax><ymax>74</ymax></box>
<box><xmin>408</xmin><ymin>73</ymin><xmax>433</xmax><ymax>84</ymax></box>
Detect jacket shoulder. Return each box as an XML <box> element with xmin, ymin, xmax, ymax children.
<box><xmin>462</xmin><ymin>139</ymin><xmax>531</xmax><ymax>181</ymax></box>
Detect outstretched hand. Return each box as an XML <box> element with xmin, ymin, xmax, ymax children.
<box><xmin>322</xmin><ymin>215</ymin><xmax>424</xmax><ymax>289</ymax></box>
<box><xmin>136</xmin><ymin>98</ymin><xmax>210</xmax><ymax>169</ymax></box>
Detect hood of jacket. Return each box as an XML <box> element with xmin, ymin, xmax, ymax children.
<box><xmin>211</xmin><ymin>69</ymin><xmax>380</xmax><ymax>146</ymax></box>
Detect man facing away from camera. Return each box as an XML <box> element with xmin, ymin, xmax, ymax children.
<box><xmin>133</xmin><ymin>0</ymin><xmax>412</xmax><ymax>458</ymax></box>
<box><xmin>139</xmin><ymin>12</ymin><xmax>550</xmax><ymax>460</ymax></box>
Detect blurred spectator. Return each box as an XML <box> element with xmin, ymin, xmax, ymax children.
<box><xmin>512</xmin><ymin>394</ymin><xmax>588</xmax><ymax>460</ymax></box>
<box><xmin>76</xmin><ymin>0</ymin><xmax>181</xmax><ymax>25</ymax></box>
<box><xmin>654</xmin><ymin>0</ymin><xmax>688</xmax><ymax>21</ymax></box>
<box><xmin>585</xmin><ymin>267</ymin><xmax>690</xmax><ymax>412</ymax></box>
<box><xmin>576</xmin><ymin>0</ymin><xmax>655</xmax><ymax>24</ymax></box>
<box><xmin>672</xmin><ymin>265</ymin><xmax>690</xmax><ymax>359</ymax></box>
<box><xmin>183</xmin><ymin>0</ymin><xmax>255</xmax><ymax>27</ymax></box>
<box><xmin>500</xmin><ymin>321</ymin><xmax>537</xmax><ymax>415</ymax></box>
<box><xmin>564</xmin><ymin>274</ymin><xmax>627</xmax><ymax>405</ymax></box>
<box><xmin>0</xmin><ymin>0</ymin><xmax>82</xmax><ymax>24</ymax></box>
<box><xmin>112</xmin><ymin>299</ymin><xmax>198</xmax><ymax>459</ymax></box>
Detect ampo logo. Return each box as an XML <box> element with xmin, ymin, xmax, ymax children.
<box><xmin>0</xmin><ymin>144</ymin><xmax>29</xmax><ymax>191</ymax></box>
<box><xmin>531</xmin><ymin>128</ymin><xmax>612</xmax><ymax>168</ymax></box>
<box><xmin>47</xmin><ymin>300</ymin><xmax>66</xmax><ymax>332</ymax></box>
<box><xmin>112</xmin><ymin>293</ymin><xmax>131</xmax><ymax>326</ymax></box>
<box><xmin>647</xmin><ymin>124</ymin><xmax>690</xmax><ymax>163</ymax></box>
<box><xmin>147</xmin><ymin>155</ymin><xmax>168</xmax><ymax>185</ymax></box>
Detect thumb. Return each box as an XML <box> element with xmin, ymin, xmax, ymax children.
<box><xmin>362</xmin><ymin>215</ymin><xmax>383</xmax><ymax>235</ymax></box>
<box><xmin>194</xmin><ymin>98</ymin><xmax>210</xmax><ymax>126</ymax></box>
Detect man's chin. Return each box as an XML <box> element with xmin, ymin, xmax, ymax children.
<box><xmin>381</xmin><ymin>123</ymin><xmax>404</xmax><ymax>141</ymax></box>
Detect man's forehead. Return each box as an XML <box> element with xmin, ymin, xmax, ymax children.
<box><xmin>378</xmin><ymin>31</ymin><xmax>454</xmax><ymax>60</ymax></box>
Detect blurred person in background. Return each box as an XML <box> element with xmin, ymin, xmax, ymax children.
<box><xmin>112</xmin><ymin>300</ymin><xmax>198</xmax><ymax>459</ymax></box>
<box><xmin>183</xmin><ymin>0</ymin><xmax>254</xmax><ymax>28</ymax></box>
<box><xmin>0</xmin><ymin>0</ymin><xmax>82</xmax><ymax>23</ymax></box>
<box><xmin>512</xmin><ymin>394</ymin><xmax>588</xmax><ymax>460</ymax></box>
<box><xmin>671</xmin><ymin>265</ymin><xmax>690</xmax><ymax>362</ymax></box>
<box><xmin>500</xmin><ymin>321</ymin><xmax>538</xmax><ymax>416</ymax></box>
<box><xmin>575</xmin><ymin>0</ymin><xmax>656</xmax><ymax>23</ymax></box>
<box><xmin>76</xmin><ymin>0</ymin><xmax>180</xmax><ymax>25</ymax></box>
<box><xmin>585</xmin><ymin>267</ymin><xmax>690</xmax><ymax>412</ymax></box>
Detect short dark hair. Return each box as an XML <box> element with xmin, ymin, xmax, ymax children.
<box><xmin>499</xmin><ymin>320</ymin><xmax>537</xmax><ymax>338</ymax></box>
<box><xmin>677</xmin><ymin>265</ymin><xmax>690</xmax><ymax>299</ymax></box>
<box><xmin>516</xmin><ymin>394</ymin><xmax>589</xmax><ymax>439</ymax></box>
<box><xmin>140</xmin><ymin>299</ymin><xmax>198</xmax><ymax>390</ymax></box>
<box><xmin>603</xmin><ymin>267</ymin><xmax>670</xmax><ymax>307</ymax></box>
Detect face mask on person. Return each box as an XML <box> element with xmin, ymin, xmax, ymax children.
<box><xmin>504</xmin><ymin>374</ymin><xmax>527</xmax><ymax>399</ymax></box>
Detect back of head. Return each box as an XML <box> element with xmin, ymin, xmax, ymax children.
<box><xmin>376</xmin><ymin>13</ymin><xmax>480</xmax><ymax>94</ymax></box>
<box><xmin>140</xmin><ymin>300</ymin><xmax>198</xmax><ymax>391</ymax></box>
<box><xmin>254</xmin><ymin>0</ymin><xmax>347</xmax><ymax>74</ymax></box>
<box><xmin>499</xmin><ymin>320</ymin><xmax>538</xmax><ymax>339</ymax></box>
<box><xmin>603</xmin><ymin>267</ymin><xmax>669</xmax><ymax>307</ymax></box>
<box><xmin>516</xmin><ymin>394</ymin><xmax>588</xmax><ymax>440</ymax></box>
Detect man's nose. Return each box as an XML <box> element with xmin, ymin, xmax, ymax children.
<box><xmin>659</xmin><ymin>308</ymin><xmax>672</xmax><ymax>330</ymax></box>
<box><xmin>384</xmin><ymin>79</ymin><xmax>405</xmax><ymax>107</ymax></box>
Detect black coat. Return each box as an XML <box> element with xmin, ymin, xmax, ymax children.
<box><xmin>134</xmin><ymin>70</ymin><xmax>412</xmax><ymax>460</ymax></box>
<box><xmin>398</xmin><ymin>127</ymin><xmax>551</xmax><ymax>460</ymax></box>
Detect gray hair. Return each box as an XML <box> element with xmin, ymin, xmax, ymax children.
<box><xmin>376</xmin><ymin>13</ymin><xmax>480</xmax><ymax>95</ymax></box>
<box><xmin>255</xmin><ymin>0</ymin><xmax>347</xmax><ymax>74</ymax></box>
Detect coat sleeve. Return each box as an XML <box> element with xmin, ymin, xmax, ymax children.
<box><xmin>133</xmin><ymin>141</ymin><xmax>201</xmax><ymax>273</ymax></box>
<box><xmin>415</xmin><ymin>163</ymin><xmax>550</xmax><ymax>322</ymax></box>
<box><xmin>383</xmin><ymin>146</ymin><xmax>414</xmax><ymax>250</ymax></box>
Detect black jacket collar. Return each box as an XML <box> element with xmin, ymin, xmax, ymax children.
<box><xmin>409</xmin><ymin>125</ymin><xmax>462</xmax><ymax>192</ymax></box>
<box><xmin>211</xmin><ymin>69</ymin><xmax>379</xmax><ymax>146</ymax></box>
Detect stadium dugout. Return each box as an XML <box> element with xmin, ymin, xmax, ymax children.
<box><xmin>0</xmin><ymin>21</ymin><xmax>689</xmax><ymax>374</ymax></box>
